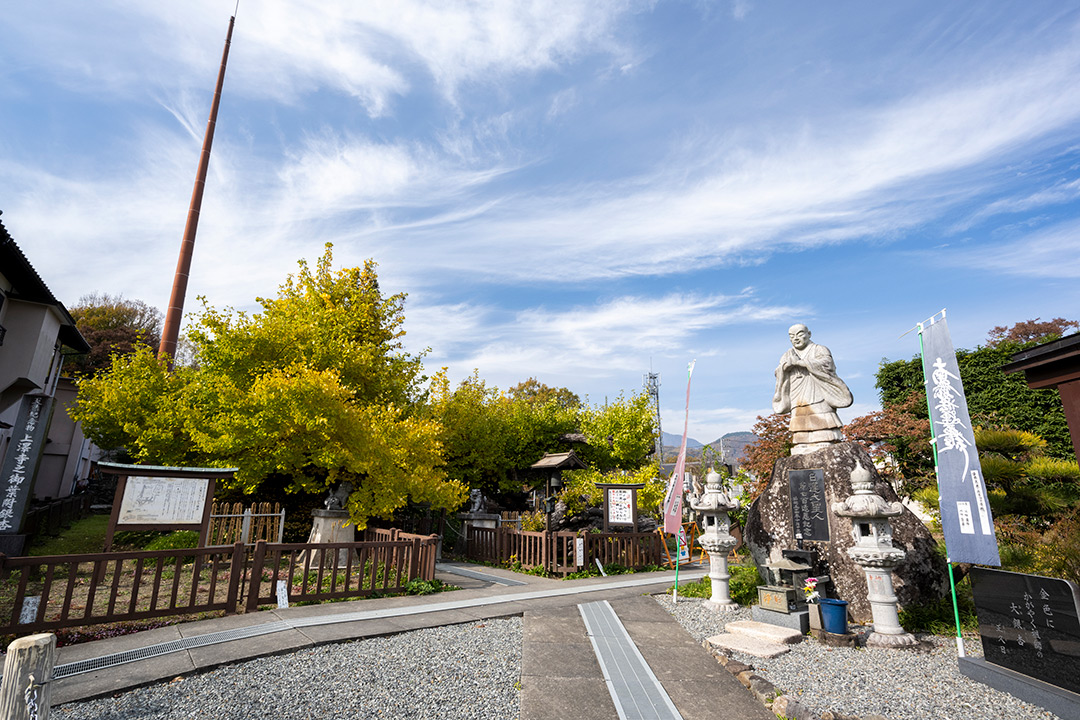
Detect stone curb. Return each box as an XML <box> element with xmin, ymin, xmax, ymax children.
<box><xmin>702</xmin><ymin>640</ymin><xmax>892</xmax><ymax>720</ymax></box>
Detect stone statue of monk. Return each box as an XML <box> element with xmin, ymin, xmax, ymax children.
<box><xmin>773</xmin><ymin>324</ymin><xmax>853</xmax><ymax>454</ymax></box>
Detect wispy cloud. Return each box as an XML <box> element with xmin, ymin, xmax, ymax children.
<box><xmin>6</xmin><ymin>1</ymin><xmax>640</xmax><ymax>114</ymax></box>
<box><xmin>376</xmin><ymin>36</ymin><xmax>1080</xmax><ymax>284</ymax></box>
<box><xmin>952</xmin><ymin>178</ymin><xmax>1080</xmax><ymax>232</ymax></box>
<box><xmin>407</xmin><ymin>291</ymin><xmax>805</xmax><ymax>387</ymax></box>
<box><xmin>939</xmin><ymin>217</ymin><xmax>1080</xmax><ymax>279</ymax></box>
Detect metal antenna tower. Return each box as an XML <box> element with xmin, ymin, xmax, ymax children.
<box><xmin>643</xmin><ymin>371</ymin><xmax>662</xmax><ymax>460</ymax></box>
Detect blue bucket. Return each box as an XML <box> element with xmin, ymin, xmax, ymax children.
<box><xmin>817</xmin><ymin>598</ymin><xmax>849</xmax><ymax>634</ymax></box>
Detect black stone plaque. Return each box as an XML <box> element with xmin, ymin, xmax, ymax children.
<box><xmin>971</xmin><ymin>567</ymin><xmax>1080</xmax><ymax>695</ymax></box>
<box><xmin>788</xmin><ymin>468</ymin><xmax>829</xmax><ymax>542</ymax></box>
<box><xmin>0</xmin><ymin>394</ymin><xmax>54</xmax><ymax>536</ymax></box>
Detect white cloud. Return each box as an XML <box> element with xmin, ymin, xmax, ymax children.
<box><xmin>7</xmin><ymin>1</ymin><xmax>639</xmax><ymax>114</ymax></box>
<box><xmin>952</xmin><ymin>178</ymin><xmax>1080</xmax><ymax>232</ymax></box>
<box><xmin>367</xmin><ymin>35</ymin><xmax>1080</xmax><ymax>283</ymax></box>
<box><xmin>407</xmin><ymin>291</ymin><xmax>805</xmax><ymax>388</ymax></box>
<box><xmin>939</xmin><ymin>218</ymin><xmax>1080</xmax><ymax>279</ymax></box>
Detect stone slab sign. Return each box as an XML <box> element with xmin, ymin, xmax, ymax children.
<box><xmin>0</xmin><ymin>394</ymin><xmax>54</xmax><ymax>553</ymax></box>
<box><xmin>744</xmin><ymin>442</ymin><xmax>947</xmax><ymax>623</ymax></box>
<box><xmin>970</xmin><ymin>567</ymin><xmax>1080</xmax><ymax>696</ymax></box>
<box><xmin>788</xmin><ymin>468</ymin><xmax>829</xmax><ymax>542</ymax></box>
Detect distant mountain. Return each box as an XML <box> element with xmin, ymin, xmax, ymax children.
<box><xmin>661</xmin><ymin>431</ymin><xmax>703</xmax><ymax>449</ymax></box>
<box><xmin>709</xmin><ymin>431</ymin><xmax>759</xmax><ymax>465</ymax></box>
<box><xmin>659</xmin><ymin>430</ymin><xmax>758</xmax><ymax>465</ymax></box>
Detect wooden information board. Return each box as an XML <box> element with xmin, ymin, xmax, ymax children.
<box><xmin>596</xmin><ymin>483</ymin><xmax>644</xmax><ymax>532</ymax></box>
<box><xmin>101</xmin><ymin>462</ymin><xmax>237</xmax><ymax>550</ymax></box>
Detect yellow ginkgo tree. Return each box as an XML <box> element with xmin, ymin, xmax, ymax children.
<box><xmin>73</xmin><ymin>245</ymin><xmax>466</xmax><ymax>529</ymax></box>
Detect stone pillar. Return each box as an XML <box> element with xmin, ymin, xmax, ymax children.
<box><xmin>691</xmin><ymin>469</ymin><xmax>740</xmax><ymax>611</ymax></box>
<box><xmin>300</xmin><ymin>484</ymin><xmax>357</xmax><ymax>569</ymax></box>
<box><xmin>833</xmin><ymin>463</ymin><xmax>918</xmax><ymax>648</ymax></box>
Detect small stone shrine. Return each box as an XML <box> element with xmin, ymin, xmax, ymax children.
<box><xmin>301</xmin><ymin>482</ymin><xmax>357</xmax><ymax>568</ymax></box>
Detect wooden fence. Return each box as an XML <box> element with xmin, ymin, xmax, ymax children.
<box><xmin>22</xmin><ymin>494</ymin><xmax>92</xmax><ymax>542</ymax></box>
<box><xmin>207</xmin><ymin>502</ymin><xmax>284</xmax><ymax>546</ymax></box>
<box><xmin>464</xmin><ymin>526</ymin><xmax>663</xmax><ymax>576</ymax></box>
<box><xmin>0</xmin><ymin>532</ymin><xmax>439</xmax><ymax>636</ymax></box>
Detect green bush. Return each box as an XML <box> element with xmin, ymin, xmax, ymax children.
<box><xmin>404</xmin><ymin>578</ymin><xmax>455</xmax><ymax>595</ymax></box>
<box><xmin>668</xmin><ymin>564</ymin><xmax>762</xmax><ymax>606</ymax></box>
<box><xmin>144</xmin><ymin>530</ymin><xmax>199</xmax><ymax>552</ymax></box>
<box><xmin>729</xmin><ymin>565</ymin><xmax>763</xmax><ymax>605</ymax></box>
<box><xmin>899</xmin><ymin>592</ymin><xmax>977</xmax><ymax>634</ymax></box>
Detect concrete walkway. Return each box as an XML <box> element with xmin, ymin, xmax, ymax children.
<box><xmin>49</xmin><ymin>562</ymin><xmax>769</xmax><ymax>719</ymax></box>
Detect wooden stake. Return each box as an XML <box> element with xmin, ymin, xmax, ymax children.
<box><xmin>0</xmin><ymin>633</ymin><xmax>55</xmax><ymax>720</ymax></box>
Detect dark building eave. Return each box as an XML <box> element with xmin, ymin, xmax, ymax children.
<box><xmin>0</xmin><ymin>213</ymin><xmax>90</xmax><ymax>353</ymax></box>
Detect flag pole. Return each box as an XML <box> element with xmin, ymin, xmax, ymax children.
<box><xmin>159</xmin><ymin>13</ymin><xmax>237</xmax><ymax>363</ymax></box>
<box><xmin>664</xmin><ymin>360</ymin><xmax>695</xmax><ymax>603</ymax></box>
<box><xmin>673</xmin><ymin>528</ymin><xmax>680</xmax><ymax>604</ymax></box>
<box><xmin>918</xmin><ymin>314</ymin><xmax>966</xmax><ymax>658</ymax></box>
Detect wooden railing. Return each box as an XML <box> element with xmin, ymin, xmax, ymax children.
<box><xmin>0</xmin><ymin>533</ymin><xmax>440</xmax><ymax>636</ymax></box>
<box><xmin>464</xmin><ymin>526</ymin><xmax>662</xmax><ymax>576</ymax></box>
<box><xmin>243</xmin><ymin>535</ymin><xmax>437</xmax><ymax>612</ymax></box>
<box><xmin>0</xmin><ymin>544</ymin><xmax>246</xmax><ymax>635</ymax></box>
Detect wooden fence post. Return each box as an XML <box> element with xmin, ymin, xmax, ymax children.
<box><xmin>408</xmin><ymin>537</ymin><xmax>421</xmax><ymax>581</ymax></box>
<box><xmin>225</xmin><ymin>542</ymin><xmax>246</xmax><ymax>615</ymax></box>
<box><xmin>427</xmin><ymin>535</ymin><xmax>438</xmax><ymax>579</ymax></box>
<box><xmin>0</xmin><ymin>633</ymin><xmax>55</xmax><ymax>720</ymax></box>
<box><xmin>245</xmin><ymin>540</ymin><xmax>268</xmax><ymax>613</ymax></box>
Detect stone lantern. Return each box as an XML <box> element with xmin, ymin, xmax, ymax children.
<box><xmin>690</xmin><ymin>469</ymin><xmax>740</xmax><ymax>610</ymax></box>
<box><xmin>832</xmin><ymin>463</ymin><xmax>918</xmax><ymax>647</ymax></box>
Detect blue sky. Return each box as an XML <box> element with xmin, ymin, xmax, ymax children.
<box><xmin>3</xmin><ymin>1</ymin><xmax>1079</xmax><ymax>443</ymax></box>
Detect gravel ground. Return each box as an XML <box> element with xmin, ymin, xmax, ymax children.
<box><xmin>47</xmin><ymin>595</ymin><xmax>1067</xmax><ymax>720</ymax></box>
<box><xmin>654</xmin><ymin>594</ymin><xmax>1063</xmax><ymax>720</ymax></box>
<box><xmin>53</xmin><ymin>618</ymin><xmax>523</xmax><ymax>720</ymax></box>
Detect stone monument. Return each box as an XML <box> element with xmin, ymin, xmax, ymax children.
<box><xmin>689</xmin><ymin>469</ymin><xmax>740</xmax><ymax>610</ymax></box>
<box><xmin>773</xmin><ymin>324</ymin><xmax>853</xmax><ymax>455</ymax></box>
<box><xmin>747</xmin><ymin>324</ymin><xmax>947</xmax><ymax>623</ymax></box>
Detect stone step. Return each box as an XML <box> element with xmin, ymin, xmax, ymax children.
<box><xmin>706</xmin><ymin>633</ymin><xmax>791</xmax><ymax>659</ymax></box>
<box><xmin>724</xmin><ymin>620</ymin><xmax>803</xmax><ymax>645</ymax></box>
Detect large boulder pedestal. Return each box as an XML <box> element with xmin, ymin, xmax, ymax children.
<box><xmin>744</xmin><ymin>442</ymin><xmax>947</xmax><ymax>623</ymax></box>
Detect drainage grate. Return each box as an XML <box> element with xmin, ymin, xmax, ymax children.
<box><xmin>579</xmin><ymin>600</ymin><xmax>683</xmax><ymax>720</ymax></box>
<box><xmin>51</xmin><ymin>621</ymin><xmax>293</xmax><ymax>680</ymax></box>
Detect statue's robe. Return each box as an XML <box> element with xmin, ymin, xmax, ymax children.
<box><xmin>773</xmin><ymin>342</ymin><xmax>853</xmax><ymax>443</ymax></box>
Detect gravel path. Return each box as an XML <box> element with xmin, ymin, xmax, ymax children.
<box><xmin>54</xmin><ymin>618</ymin><xmax>523</xmax><ymax>720</ymax></box>
<box><xmin>654</xmin><ymin>594</ymin><xmax>1063</xmax><ymax>720</ymax></box>
<box><xmin>49</xmin><ymin>595</ymin><xmax>1067</xmax><ymax>720</ymax></box>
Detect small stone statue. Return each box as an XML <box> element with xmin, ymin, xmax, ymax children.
<box><xmin>468</xmin><ymin>488</ymin><xmax>485</xmax><ymax>513</ymax></box>
<box><xmin>324</xmin><ymin>482</ymin><xmax>353</xmax><ymax>512</ymax></box>
<box><xmin>773</xmin><ymin>324</ymin><xmax>853</xmax><ymax>454</ymax></box>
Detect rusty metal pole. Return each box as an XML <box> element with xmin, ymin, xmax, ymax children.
<box><xmin>158</xmin><ymin>15</ymin><xmax>236</xmax><ymax>362</ymax></box>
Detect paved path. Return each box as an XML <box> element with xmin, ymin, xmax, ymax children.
<box><xmin>49</xmin><ymin>562</ymin><xmax>770</xmax><ymax>719</ymax></box>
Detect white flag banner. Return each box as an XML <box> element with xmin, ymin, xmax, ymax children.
<box><xmin>920</xmin><ymin>316</ymin><xmax>1000</xmax><ymax>566</ymax></box>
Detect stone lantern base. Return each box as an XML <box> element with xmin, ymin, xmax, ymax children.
<box><xmin>866</xmin><ymin>630</ymin><xmax>920</xmax><ymax>648</ymax></box>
